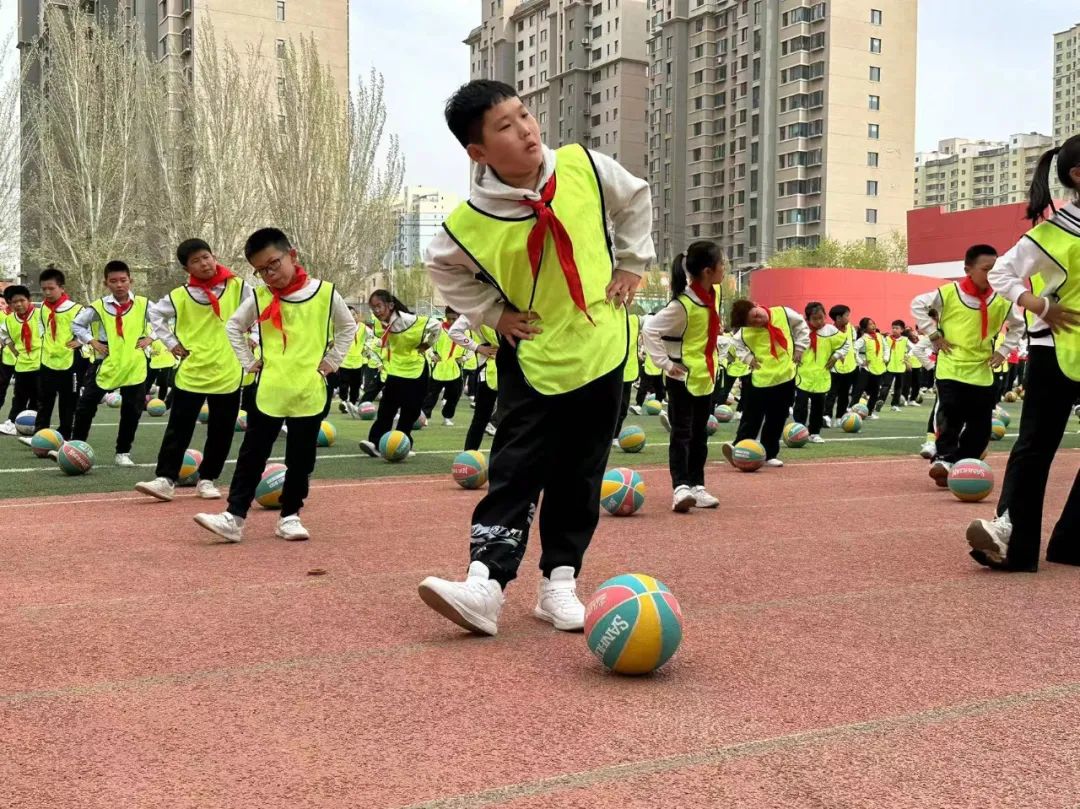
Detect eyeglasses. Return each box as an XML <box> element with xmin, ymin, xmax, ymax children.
<box><xmin>252</xmin><ymin>255</ymin><xmax>286</xmax><ymax>277</ymax></box>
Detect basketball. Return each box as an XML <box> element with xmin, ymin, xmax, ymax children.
<box><xmin>379</xmin><ymin>430</ymin><xmax>412</xmax><ymax>462</ymax></box>
<box><xmin>783</xmin><ymin>422</ymin><xmax>810</xmax><ymax>448</ymax></box>
<box><xmin>105</xmin><ymin>392</ymin><xmax>121</xmax><ymax>408</ymax></box>
<box><xmin>359</xmin><ymin>402</ymin><xmax>377</xmax><ymax>420</ymax></box>
<box><xmin>994</xmin><ymin>407</ymin><xmax>1011</xmax><ymax>427</ymax></box>
<box><xmin>990</xmin><ymin>419</ymin><xmax>1006</xmax><ymax>441</ymax></box>
<box><xmin>198</xmin><ymin>403</ymin><xmax>209</xmax><ymax>424</ymax></box>
<box><xmin>317</xmin><ymin>420</ymin><xmax>336</xmax><ymax>447</ymax></box>
<box><xmin>452</xmin><ymin>450</ymin><xmax>488</xmax><ymax>489</ymax></box>
<box><xmin>584</xmin><ymin>574</ymin><xmax>683</xmax><ymax>675</ymax></box>
<box><xmin>643</xmin><ymin>399</ymin><xmax>663</xmax><ymax>415</ymax></box>
<box><xmin>948</xmin><ymin>458</ymin><xmax>994</xmax><ymax>502</ymax></box>
<box><xmin>255</xmin><ymin>464</ymin><xmax>288</xmax><ymax>509</ymax></box>
<box><xmin>714</xmin><ymin>404</ymin><xmax>734</xmax><ymax>423</ymax></box>
<box><xmin>57</xmin><ymin>440</ymin><xmax>94</xmax><ymax>476</ymax></box>
<box><xmin>841</xmin><ymin>412</ymin><xmax>863</xmax><ymax>433</ymax></box>
<box><xmin>1004</xmin><ymin>391</ymin><xmax>1018</xmax><ymax>403</ymax></box>
<box><xmin>413</xmin><ymin>414</ymin><xmax>427</xmax><ymax>431</ymax></box>
<box><xmin>731</xmin><ymin>439</ymin><xmax>766</xmax><ymax>472</ymax></box>
<box><xmin>235</xmin><ymin>410</ymin><xmax>248</xmax><ymax>432</ymax></box>
<box><xmin>15</xmin><ymin>410</ymin><xmax>37</xmax><ymax>435</ymax></box>
<box><xmin>30</xmin><ymin>429</ymin><xmax>64</xmax><ymax>458</ymax></box>
<box><xmin>705</xmin><ymin>415</ymin><xmax>719</xmax><ymax>436</ymax></box>
<box><xmin>178</xmin><ymin>448</ymin><xmax>203</xmax><ymax>486</ymax></box>
<box><xmin>600</xmin><ymin>467</ymin><xmax>646</xmax><ymax>516</ymax></box>
<box><xmin>852</xmin><ymin>403</ymin><xmax>870</xmax><ymax>419</ymax></box>
<box><xmin>617</xmin><ymin>425</ymin><xmax>646</xmax><ymax>453</ymax></box>
<box><xmin>146</xmin><ymin>398</ymin><xmax>167</xmax><ymax>417</ymax></box>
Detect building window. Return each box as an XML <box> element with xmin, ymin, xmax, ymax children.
<box><xmin>867</xmin><ymin>151</ymin><xmax>879</xmax><ymax>167</ymax></box>
<box><xmin>867</xmin><ymin>180</ymin><xmax>879</xmax><ymax>196</ymax></box>
<box><xmin>866</xmin><ymin>209</ymin><xmax>878</xmax><ymax>224</ymax></box>
<box><xmin>869</xmin><ymin>66</ymin><xmax>881</xmax><ymax>81</ymax></box>
<box><xmin>276</xmin><ymin>1</ymin><xmax>285</xmax><ymax>22</ymax></box>
<box><xmin>158</xmin><ymin>0</ymin><xmax>166</xmax><ymax>21</ymax></box>
<box><xmin>869</xmin><ymin>37</ymin><xmax>882</xmax><ymax>53</ymax></box>
<box><xmin>870</xmin><ymin>9</ymin><xmax>883</xmax><ymax>24</ymax></box>
<box><xmin>868</xmin><ymin>94</ymin><xmax>880</xmax><ymax>110</ymax></box>
<box><xmin>276</xmin><ymin>39</ymin><xmax>286</xmax><ymax>59</ymax></box>
<box><xmin>868</xmin><ymin>123</ymin><xmax>880</xmax><ymax>139</ymax></box>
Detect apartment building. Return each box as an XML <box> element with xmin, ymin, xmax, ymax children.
<box><xmin>391</xmin><ymin>187</ymin><xmax>462</xmax><ymax>268</ymax></box>
<box><xmin>1054</xmin><ymin>22</ymin><xmax>1080</xmax><ymax>143</ymax></box>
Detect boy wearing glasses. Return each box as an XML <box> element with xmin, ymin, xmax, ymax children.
<box><xmin>193</xmin><ymin>228</ymin><xmax>356</xmax><ymax>543</ymax></box>
<box><xmin>135</xmin><ymin>239</ymin><xmax>253</xmax><ymax>503</ymax></box>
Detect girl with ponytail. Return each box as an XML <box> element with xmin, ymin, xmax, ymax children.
<box><xmin>966</xmin><ymin>135</ymin><xmax>1080</xmax><ymax>572</ymax></box>
<box><xmin>641</xmin><ymin>241</ymin><xmax>725</xmax><ymax>513</ymax></box>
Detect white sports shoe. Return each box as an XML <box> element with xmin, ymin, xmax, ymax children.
<box><xmin>275</xmin><ymin>515</ymin><xmax>310</xmax><ymax>541</ymax></box>
<box><xmin>196</xmin><ymin>479</ymin><xmax>222</xmax><ymax>499</ymax></box>
<box><xmin>967</xmin><ymin>512</ymin><xmax>1012</xmax><ymax>564</ymax></box>
<box><xmin>672</xmin><ymin>484</ymin><xmax>696</xmax><ymax>513</ymax></box>
<box><xmin>919</xmin><ymin>441</ymin><xmax>937</xmax><ymax>460</ymax></box>
<box><xmin>823</xmin><ymin>415</ymin><xmax>832</xmax><ymax>428</ymax></box>
<box><xmin>628</xmin><ymin>405</ymin><xmax>642</xmax><ymax>416</ymax></box>
<box><xmin>766</xmin><ymin>458</ymin><xmax>784</xmax><ymax>468</ymax></box>
<box><xmin>135</xmin><ymin>476</ymin><xmax>175</xmax><ymax>502</ymax></box>
<box><xmin>114</xmin><ymin>453</ymin><xmax>135</xmax><ymax>467</ymax></box>
<box><xmin>691</xmin><ymin>485</ymin><xmax>720</xmax><ymax>509</ymax></box>
<box><xmin>870</xmin><ymin>413</ymin><xmax>880</xmax><ymax>420</ymax></box>
<box><xmin>18</xmin><ymin>436</ymin><xmax>33</xmax><ymax>447</ymax></box>
<box><xmin>534</xmin><ymin>566</ymin><xmax>586</xmax><ymax>631</ymax></box>
<box><xmin>891</xmin><ymin>405</ymin><xmax>902</xmax><ymax>412</ymax></box>
<box><xmin>358</xmin><ymin>440</ymin><xmax>378</xmax><ymax>458</ymax></box>
<box><xmin>418</xmin><ymin>560</ymin><xmax>505</xmax><ymax>636</ymax></box>
<box><xmin>0</xmin><ymin>420</ymin><xmax>18</xmax><ymax>436</ymax></box>
<box><xmin>443</xmin><ymin>418</ymin><xmax>455</xmax><ymax>427</ymax></box>
<box><xmin>808</xmin><ymin>434</ymin><xmax>825</xmax><ymax>444</ymax></box>
<box><xmin>733</xmin><ymin>411</ymin><xmax>743</xmax><ymax>421</ymax></box>
<box><xmin>659</xmin><ymin>411</ymin><xmax>671</xmax><ymax>434</ymax></box>
<box><xmin>193</xmin><ymin>511</ymin><xmax>244</xmax><ymax>543</ymax></box>
<box><xmin>611</xmin><ymin>439</ymin><xmax>620</xmax><ymax>448</ymax></box>
<box><xmin>485</xmin><ymin>423</ymin><xmax>497</xmax><ymax>436</ymax></box>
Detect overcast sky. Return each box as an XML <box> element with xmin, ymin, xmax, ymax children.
<box><xmin>351</xmin><ymin>1</ymin><xmax>1079</xmax><ymax>198</ymax></box>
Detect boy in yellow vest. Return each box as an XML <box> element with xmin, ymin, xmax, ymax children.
<box><xmin>448</xmin><ymin>313</ymin><xmax>501</xmax><ymax>451</ymax></box>
<box><xmin>419</xmin><ymin>80</ymin><xmax>653</xmax><ymax>635</ymax></box>
<box><xmin>338</xmin><ymin>306</ymin><xmax>369</xmax><ymax>417</ymax></box>
<box><xmin>70</xmin><ymin>261</ymin><xmax>153</xmax><ymax>465</ymax></box>
<box><xmin>612</xmin><ymin>310</ymin><xmax>643</xmax><ymax>443</ymax></box>
<box><xmin>422</xmin><ymin>307</ymin><xmax>466</xmax><ymax>426</ymax></box>
<box><xmin>880</xmin><ymin>319</ymin><xmax>912</xmax><ymax>412</ymax></box>
<box><xmin>793</xmin><ymin>301</ymin><xmax>849</xmax><ymax>443</ymax></box>
<box><xmin>0</xmin><ymin>286</ymin><xmax>42</xmax><ymax>436</ymax></box>
<box><xmin>31</xmin><ymin>268</ymin><xmax>82</xmax><ymax>441</ymax></box>
<box><xmin>823</xmin><ymin>304</ymin><xmax>857</xmax><ymax>427</ymax></box>
<box><xmin>145</xmin><ymin>338</ymin><xmax>178</xmax><ymax>404</ymax></box>
<box><xmin>912</xmin><ymin>244</ymin><xmax>1024</xmax><ymax>486</ymax></box>
<box><xmin>135</xmin><ymin>239</ymin><xmax>254</xmax><ymax>502</ymax></box>
<box><xmin>193</xmin><ymin>228</ymin><xmax>356</xmax><ymax>543</ymax></box>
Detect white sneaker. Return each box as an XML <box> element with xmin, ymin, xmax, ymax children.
<box><xmin>443</xmin><ymin>418</ymin><xmax>455</xmax><ymax>427</ymax></box>
<box><xmin>275</xmin><ymin>515</ymin><xmax>310</xmax><ymax>541</ymax></box>
<box><xmin>919</xmin><ymin>441</ymin><xmax>937</xmax><ymax>460</ymax></box>
<box><xmin>196</xmin><ymin>479</ymin><xmax>222</xmax><ymax>499</ymax></box>
<box><xmin>766</xmin><ymin>458</ymin><xmax>784</xmax><ymax>468</ymax></box>
<box><xmin>193</xmin><ymin>511</ymin><xmax>244</xmax><ymax>543</ymax></box>
<box><xmin>47</xmin><ymin>450</ymin><xmax>59</xmax><ymax>461</ymax></box>
<box><xmin>733</xmin><ymin>411</ymin><xmax>743</xmax><ymax>421</ymax></box>
<box><xmin>966</xmin><ymin>512</ymin><xmax>1012</xmax><ymax>564</ymax></box>
<box><xmin>891</xmin><ymin>405</ymin><xmax>901</xmax><ymax>412</ymax></box>
<box><xmin>870</xmin><ymin>413</ymin><xmax>880</xmax><ymax>420</ymax></box>
<box><xmin>808</xmin><ymin>434</ymin><xmax>825</xmax><ymax>444</ymax></box>
<box><xmin>534</xmin><ymin>566</ymin><xmax>586</xmax><ymax>631</ymax></box>
<box><xmin>659</xmin><ymin>411</ymin><xmax>671</xmax><ymax>434</ymax></box>
<box><xmin>611</xmin><ymin>438</ymin><xmax>620</xmax><ymax>448</ymax></box>
<box><xmin>672</xmin><ymin>484</ymin><xmax>696</xmax><ymax>513</ymax></box>
<box><xmin>628</xmin><ymin>405</ymin><xmax>642</xmax><ymax>416</ymax></box>
<box><xmin>358</xmin><ymin>439</ymin><xmax>378</xmax><ymax>458</ymax></box>
<box><xmin>418</xmin><ymin>560</ymin><xmax>504</xmax><ymax>636</ymax></box>
<box><xmin>691</xmin><ymin>485</ymin><xmax>720</xmax><ymax>509</ymax></box>
<box><xmin>135</xmin><ymin>476</ymin><xmax>175</xmax><ymax>502</ymax></box>
<box><xmin>485</xmin><ymin>423</ymin><xmax>497</xmax><ymax>436</ymax></box>
<box><xmin>823</xmin><ymin>415</ymin><xmax>832</xmax><ymax>428</ymax></box>
<box><xmin>0</xmin><ymin>420</ymin><xmax>17</xmax><ymax>436</ymax></box>
<box><xmin>114</xmin><ymin>453</ymin><xmax>135</xmax><ymax>467</ymax></box>
<box><xmin>18</xmin><ymin>435</ymin><xmax>33</xmax><ymax>447</ymax></box>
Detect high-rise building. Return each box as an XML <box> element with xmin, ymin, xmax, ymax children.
<box><xmin>913</xmin><ymin>133</ymin><xmax>1054</xmax><ymax>213</ymax></box>
<box><xmin>1053</xmin><ymin>22</ymin><xmax>1080</xmax><ymax>143</ymax></box>
<box><xmin>392</xmin><ymin>187</ymin><xmax>462</xmax><ymax>268</ymax></box>
<box><xmin>465</xmin><ymin>0</ymin><xmax>650</xmax><ymax>177</ymax></box>
<box><xmin>646</xmin><ymin>0</ymin><xmax>916</xmax><ymax>268</ymax></box>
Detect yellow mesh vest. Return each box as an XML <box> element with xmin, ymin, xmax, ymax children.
<box><xmin>797</xmin><ymin>329</ymin><xmax>848</xmax><ymax>393</ymax></box>
<box><xmin>1026</xmin><ymin>221</ymin><xmax>1080</xmax><ymax>382</ymax></box>
<box><xmin>834</xmin><ymin>324</ymin><xmax>857</xmax><ymax>373</ymax></box>
<box><xmin>39</xmin><ymin>303</ymin><xmax>81</xmax><ymax>371</ymax></box>
<box><xmin>673</xmin><ymin>294</ymin><xmax>718</xmax><ymax>397</ymax></box>
<box><xmin>170</xmin><ymin>278</ymin><xmax>244</xmax><ymax>393</ymax></box>
<box><xmin>4</xmin><ymin>309</ymin><xmax>43</xmax><ymax>372</ymax></box>
<box><xmin>386</xmin><ymin>316</ymin><xmax>429</xmax><ymax>380</ymax></box>
<box><xmin>431</xmin><ymin>326</ymin><xmax>463</xmax><ymax>382</ymax></box>
<box><xmin>92</xmin><ymin>297</ymin><xmax>149</xmax><ymax>389</ymax></box>
<box><xmin>935</xmin><ymin>283</ymin><xmax>1012</xmax><ymax>386</ymax></box>
<box><xmin>741</xmin><ymin>307</ymin><xmax>796</xmax><ymax>387</ymax></box>
<box><xmin>622</xmin><ymin>314</ymin><xmax>641</xmax><ymax>382</ymax></box>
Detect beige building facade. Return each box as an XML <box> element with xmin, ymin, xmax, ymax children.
<box><xmin>1054</xmin><ymin>22</ymin><xmax>1080</xmax><ymax>143</ymax></box>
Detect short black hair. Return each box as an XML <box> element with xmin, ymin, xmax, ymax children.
<box><xmin>964</xmin><ymin>244</ymin><xmax>998</xmax><ymax>266</ymax></box>
<box><xmin>39</xmin><ymin>266</ymin><xmax>66</xmax><ymax>287</ymax></box>
<box><xmin>892</xmin><ymin>319</ymin><xmax>906</xmax><ymax>329</ymax></box>
<box><xmin>444</xmin><ymin>79</ymin><xmax>519</xmax><ymax>148</ymax></box>
<box><xmin>3</xmin><ymin>284</ymin><xmax>30</xmax><ymax>302</ymax></box>
<box><xmin>805</xmin><ymin>301</ymin><xmax>825</xmax><ymax>319</ymax></box>
<box><xmin>176</xmin><ymin>238</ymin><xmax>213</xmax><ymax>267</ymax></box>
<box><xmin>829</xmin><ymin>304</ymin><xmax>850</xmax><ymax>320</ymax></box>
<box><xmin>244</xmin><ymin>228</ymin><xmax>292</xmax><ymax>261</ymax></box>
<box><xmin>104</xmin><ymin>260</ymin><xmax>130</xmax><ymax>279</ymax></box>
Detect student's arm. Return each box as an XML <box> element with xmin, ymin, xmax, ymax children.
<box><xmin>0</xmin><ymin>320</ymin><xmax>12</xmax><ymax>352</ymax></box>
<box><xmin>421</xmin><ymin>316</ymin><xmax>442</xmax><ymax>352</ymax></box>
<box><xmin>148</xmin><ymin>294</ymin><xmax>181</xmax><ymax>351</ymax></box>
<box><xmin>425</xmin><ymin>232</ymin><xmax>508</xmax><ymax>331</ymax></box>
<box><xmin>225</xmin><ymin>295</ymin><xmax>260</xmax><ymax>371</ymax></box>
<box><xmin>785</xmin><ymin>308</ymin><xmax>810</xmax><ymax>360</ymax></box>
<box><xmin>911</xmin><ymin>290</ymin><xmax>944</xmax><ymax>337</ymax></box>
<box><xmin>733</xmin><ymin>329</ymin><xmax>757</xmax><ymax>368</ymax></box>
<box><xmin>321</xmin><ymin>291</ymin><xmax>358</xmax><ymax>372</ymax></box>
<box><xmin>587</xmin><ymin>149</ymin><xmax>656</xmax><ymax>278</ymax></box>
<box><xmin>448</xmin><ymin>314</ymin><xmax>483</xmax><ymax>353</ymax></box>
<box><xmin>853</xmin><ymin>336</ymin><xmax>867</xmax><ymax>367</ymax></box>
<box><xmin>998</xmin><ymin>304</ymin><xmax>1026</xmax><ymax>359</ymax></box>
<box><xmin>640</xmin><ymin>301</ymin><xmax>687</xmax><ymax>378</ymax></box>
<box><xmin>71</xmin><ymin>305</ymin><xmax>108</xmax><ymax>354</ymax></box>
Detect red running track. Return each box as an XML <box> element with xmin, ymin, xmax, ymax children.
<box><xmin>2</xmin><ymin>452</ymin><xmax>1080</xmax><ymax>808</ymax></box>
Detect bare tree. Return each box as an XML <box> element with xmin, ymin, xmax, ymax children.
<box><xmin>0</xmin><ymin>35</ymin><xmax>22</xmax><ymax>275</ymax></box>
<box><xmin>260</xmin><ymin>38</ymin><xmax>404</xmax><ymax>293</ymax></box>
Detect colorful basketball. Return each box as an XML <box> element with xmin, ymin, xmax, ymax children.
<box><xmin>452</xmin><ymin>450</ymin><xmax>488</xmax><ymax>489</ymax></box>
<box><xmin>994</xmin><ymin>407</ymin><xmax>1011</xmax><ymax>427</ymax></box>
<box><xmin>1004</xmin><ymin>391</ymin><xmax>1018</xmax><ymax>403</ymax></box>
<box><xmin>359</xmin><ymin>402</ymin><xmax>377</xmax><ymax>420</ymax></box>
<box><xmin>714</xmin><ymin>404</ymin><xmax>734</xmax><ymax>423</ymax></box>
<box><xmin>585</xmin><ymin>574</ymin><xmax>683</xmax><ymax>675</ymax></box>
<box><xmin>379</xmin><ymin>430</ymin><xmax>412</xmax><ymax>462</ymax></box>
<box><xmin>617</xmin><ymin>425</ymin><xmax>646</xmax><ymax>453</ymax></box>
<box><xmin>732</xmin><ymin>439</ymin><xmax>766</xmax><ymax>472</ymax></box>
<box><xmin>198</xmin><ymin>403</ymin><xmax>209</xmax><ymax>424</ymax></box>
<box><xmin>783</xmin><ymin>422</ymin><xmax>810</xmax><ymax>448</ymax></box>
<box><xmin>990</xmin><ymin>419</ymin><xmax>1006</xmax><ymax>441</ymax></box>
<box><xmin>178</xmin><ymin>448</ymin><xmax>203</xmax><ymax>486</ymax></box>
<box><xmin>146</xmin><ymin>398</ymin><xmax>167</xmax><ymax>417</ymax></box>
<box><xmin>600</xmin><ymin>467</ymin><xmax>646</xmax><ymax>516</ymax></box>
<box><xmin>57</xmin><ymin>440</ymin><xmax>94</xmax><ymax>476</ymax></box>
<box><xmin>255</xmin><ymin>463</ymin><xmax>288</xmax><ymax>509</ymax></box>
<box><xmin>235</xmin><ymin>410</ymin><xmax>248</xmax><ymax>432</ymax></box>
<box><xmin>948</xmin><ymin>458</ymin><xmax>995</xmax><ymax>502</ymax></box>
<box><xmin>841</xmin><ymin>412</ymin><xmax>863</xmax><ymax>433</ymax></box>
<box><xmin>705</xmin><ymin>415</ymin><xmax>720</xmax><ymax>436</ymax></box>
<box><xmin>317</xmin><ymin>420</ymin><xmax>336</xmax><ymax>447</ymax></box>
<box><xmin>30</xmin><ymin>429</ymin><xmax>64</xmax><ymax>458</ymax></box>
<box><xmin>643</xmin><ymin>399</ymin><xmax>663</xmax><ymax>416</ymax></box>
<box><xmin>852</xmin><ymin>403</ymin><xmax>870</xmax><ymax>419</ymax></box>
<box><xmin>15</xmin><ymin>410</ymin><xmax>37</xmax><ymax>435</ymax></box>
<box><xmin>105</xmin><ymin>392</ymin><xmax>121</xmax><ymax>408</ymax></box>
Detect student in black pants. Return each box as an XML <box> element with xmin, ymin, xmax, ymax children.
<box><xmin>448</xmin><ymin>315</ymin><xmax>501</xmax><ymax>451</ymax></box>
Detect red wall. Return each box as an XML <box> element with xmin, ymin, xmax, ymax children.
<box><xmin>748</xmin><ymin>268</ymin><xmax>943</xmax><ymax>328</ymax></box>
<box><xmin>907</xmin><ymin>202</ymin><xmax>1052</xmax><ymax>266</ymax></box>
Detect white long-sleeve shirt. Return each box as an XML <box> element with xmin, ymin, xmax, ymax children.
<box><xmin>148</xmin><ymin>279</ymin><xmax>256</xmax><ymax>349</ymax></box>
<box><xmin>854</xmin><ymin>333</ymin><xmax>891</xmax><ymax>367</ymax></box>
<box><xmin>807</xmin><ymin>324</ymin><xmax>850</xmax><ymax>361</ymax></box>
<box><xmin>911</xmin><ymin>286</ymin><xmax>1025</xmax><ymax>355</ymax></box>
<box><xmin>640</xmin><ymin>288</ymin><xmax>710</xmax><ymax>377</ymax></box>
<box><xmin>379</xmin><ymin>310</ymin><xmax>441</xmax><ymax>347</ymax></box>
<box><xmin>987</xmin><ymin>202</ymin><xmax>1080</xmax><ymax>347</ymax></box>
<box><xmin>0</xmin><ymin>308</ymin><xmax>43</xmax><ymax>347</ymax></box>
<box><xmin>71</xmin><ymin>295</ymin><xmax>149</xmax><ymax>345</ymax></box>
<box><xmin>733</xmin><ymin>307</ymin><xmax>811</xmax><ymax>366</ymax></box>
<box><xmin>224</xmin><ymin>279</ymin><xmax>356</xmax><ymax>372</ymax></box>
<box><xmin>425</xmin><ymin>144</ymin><xmax>655</xmax><ymax>332</ymax></box>
<box><xmin>447</xmin><ymin>313</ymin><xmax>492</xmax><ymax>367</ymax></box>
<box><xmin>910</xmin><ymin>334</ymin><xmax>936</xmax><ymax>369</ymax></box>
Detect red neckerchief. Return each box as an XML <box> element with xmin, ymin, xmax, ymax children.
<box><xmin>257</xmin><ymin>266</ymin><xmax>309</xmax><ymax>352</ymax></box>
<box><xmin>189</xmin><ymin>264</ymin><xmax>234</xmax><ymax>318</ymax></box>
<box><xmin>761</xmin><ymin>308</ymin><xmax>789</xmax><ymax>358</ymax></box>
<box><xmin>441</xmin><ymin>320</ymin><xmax>457</xmax><ymax>358</ymax></box>
<box><xmin>518</xmin><ymin>172</ymin><xmax>593</xmax><ymax>325</ymax></box>
<box><xmin>15</xmin><ymin>306</ymin><xmax>35</xmax><ymax>353</ymax></box>
<box><xmin>112</xmin><ymin>298</ymin><xmax>133</xmax><ymax>337</ymax></box>
<box><xmin>809</xmin><ymin>329</ymin><xmax>819</xmax><ymax>354</ymax></box>
<box><xmin>689</xmin><ymin>281</ymin><xmax>720</xmax><ymax>381</ymax></box>
<box><xmin>890</xmin><ymin>335</ymin><xmax>900</xmax><ymax>352</ymax></box>
<box><xmin>868</xmin><ymin>332</ymin><xmax>881</xmax><ymax>355</ymax></box>
<box><xmin>43</xmin><ymin>295</ymin><xmax>70</xmax><ymax>340</ymax></box>
<box><xmin>958</xmin><ymin>277</ymin><xmax>993</xmax><ymax>339</ymax></box>
<box><xmin>380</xmin><ymin>317</ymin><xmax>393</xmax><ymax>360</ymax></box>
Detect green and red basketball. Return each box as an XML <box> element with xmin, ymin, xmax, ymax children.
<box><xmin>714</xmin><ymin>404</ymin><xmax>734</xmax><ymax>423</ymax></box>
<box><xmin>852</xmin><ymin>403</ymin><xmax>870</xmax><ymax>419</ymax></box>
<box><xmin>948</xmin><ymin>458</ymin><xmax>994</xmax><ymax>502</ymax></box>
<box><xmin>705</xmin><ymin>415</ymin><xmax>720</xmax><ymax>436</ymax></box>
<box><xmin>452</xmin><ymin>450</ymin><xmax>488</xmax><ymax>489</ymax></box>
<box><xmin>783</xmin><ymin>422</ymin><xmax>810</xmax><ymax>448</ymax></box>
<box><xmin>359</xmin><ymin>402</ymin><xmax>377</xmax><ymax>420</ymax></box>
<box><xmin>600</xmin><ymin>467</ymin><xmax>646</xmax><ymax>516</ymax></box>
<box><xmin>57</xmin><ymin>440</ymin><xmax>94</xmax><ymax>476</ymax></box>
<box><xmin>585</xmin><ymin>573</ymin><xmax>683</xmax><ymax>675</ymax></box>
<box><xmin>178</xmin><ymin>448</ymin><xmax>202</xmax><ymax>486</ymax></box>
<box><xmin>732</xmin><ymin>439</ymin><xmax>766</xmax><ymax>472</ymax></box>
<box><xmin>235</xmin><ymin>410</ymin><xmax>248</xmax><ymax>432</ymax></box>
<box><xmin>255</xmin><ymin>463</ymin><xmax>287</xmax><ymax>509</ymax></box>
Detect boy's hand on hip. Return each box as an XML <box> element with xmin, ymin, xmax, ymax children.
<box><xmin>247</xmin><ymin>360</ymin><xmax>263</xmax><ymax>374</ymax></box>
<box><xmin>989</xmin><ymin>352</ymin><xmax>1008</xmax><ymax>369</ymax></box>
<box><xmin>496</xmin><ymin>310</ymin><xmax>542</xmax><ymax>348</ymax></box>
<box><xmin>606</xmin><ymin>269</ymin><xmax>639</xmax><ymax>308</ymax></box>
<box><xmin>171</xmin><ymin>345</ymin><xmax>190</xmax><ymax>359</ymax></box>
<box><xmin>136</xmin><ymin>337</ymin><xmax>153</xmax><ymax>350</ymax></box>
<box><xmin>667</xmin><ymin>363</ymin><xmax>689</xmax><ymax>380</ymax></box>
<box><xmin>317</xmin><ymin>360</ymin><xmax>334</xmax><ymax>377</ymax></box>
<box><xmin>477</xmin><ymin>345</ymin><xmax>498</xmax><ymax>358</ymax></box>
<box><xmin>90</xmin><ymin>339</ymin><xmax>109</xmax><ymax>357</ymax></box>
